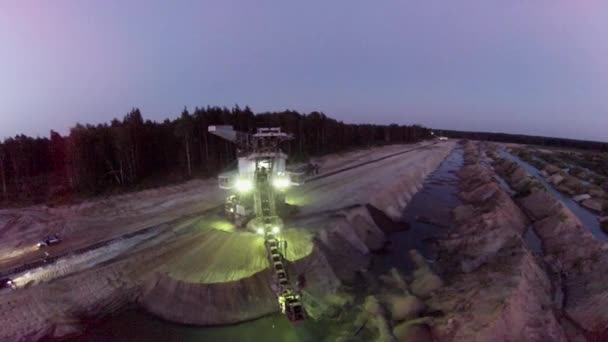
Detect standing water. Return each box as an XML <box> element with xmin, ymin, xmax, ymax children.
<box><xmin>499</xmin><ymin>149</ymin><xmax>607</xmax><ymax>241</ymax></box>
<box><xmin>481</xmin><ymin>150</ymin><xmax>543</xmax><ymax>254</ymax></box>
<box><xmin>375</xmin><ymin>145</ymin><xmax>464</xmax><ymax>273</ymax></box>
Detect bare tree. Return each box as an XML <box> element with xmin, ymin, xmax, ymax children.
<box><xmin>175</xmin><ymin>108</ymin><xmax>194</xmax><ymax>177</ymax></box>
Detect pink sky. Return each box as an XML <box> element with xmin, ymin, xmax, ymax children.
<box><xmin>0</xmin><ymin>0</ymin><xmax>606</xmax><ymax>141</ymax></box>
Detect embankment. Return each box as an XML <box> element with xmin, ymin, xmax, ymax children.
<box><xmin>491</xmin><ymin>146</ymin><xmax>608</xmax><ymax>335</ymax></box>
<box><xmin>428</xmin><ymin>142</ymin><xmax>567</xmax><ymax>341</ymax></box>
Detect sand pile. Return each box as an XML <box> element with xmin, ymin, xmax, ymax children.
<box><xmin>428</xmin><ymin>142</ymin><xmax>567</xmax><ymax>341</ymax></box>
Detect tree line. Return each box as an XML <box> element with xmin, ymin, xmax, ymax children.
<box><xmin>0</xmin><ymin>106</ymin><xmax>432</xmax><ymax>206</ymax></box>
<box><xmin>438</xmin><ymin>129</ymin><xmax>608</xmax><ymax>152</ymax></box>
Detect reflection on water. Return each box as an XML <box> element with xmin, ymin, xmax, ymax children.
<box><xmin>499</xmin><ymin>149</ymin><xmax>606</xmax><ymax>241</ymax></box>
<box><xmin>523</xmin><ymin>225</ymin><xmax>543</xmax><ymax>255</ymax></box>
<box><xmin>493</xmin><ymin>173</ymin><xmax>515</xmax><ymax>196</ymax></box>
<box><xmin>376</xmin><ymin>146</ymin><xmax>464</xmax><ymax>273</ymax></box>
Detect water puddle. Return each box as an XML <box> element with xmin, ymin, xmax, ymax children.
<box><xmin>499</xmin><ymin>149</ymin><xmax>606</xmax><ymax>241</ymax></box>
<box><xmin>494</xmin><ymin>173</ymin><xmax>516</xmax><ymax>197</ymax></box>
<box><xmin>480</xmin><ymin>149</ymin><xmax>515</xmax><ymax>196</ymax></box>
<box><xmin>523</xmin><ymin>225</ymin><xmax>543</xmax><ymax>255</ymax></box>
<box><xmin>375</xmin><ymin>146</ymin><xmax>464</xmax><ymax>272</ymax></box>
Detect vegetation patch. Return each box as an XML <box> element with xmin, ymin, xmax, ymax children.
<box><xmin>518</xmin><ymin>179</ymin><xmax>546</xmax><ymax>198</ymax></box>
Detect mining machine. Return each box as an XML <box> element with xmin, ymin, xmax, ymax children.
<box><xmin>208</xmin><ymin>125</ymin><xmax>306</xmax><ymax>322</ymax></box>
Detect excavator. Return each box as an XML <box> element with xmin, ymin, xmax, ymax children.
<box><xmin>208</xmin><ymin>125</ymin><xmax>306</xmax><ymax>322</ymax></box>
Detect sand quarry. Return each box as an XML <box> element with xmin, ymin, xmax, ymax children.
<box><xmin>0</xmin><ymin>141</ymin><xmax>456</xmax><ymax>340</ymax></box>
<box><xmin>6</xmin><ymin>139</ymin><xmax>608</xmax><ymax>341</ymax></box>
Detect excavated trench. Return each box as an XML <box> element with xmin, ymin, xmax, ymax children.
<box><xmin>68</xmin><ymin>145</ymin><xmax>464</xmax><ymax>341</ymax></box>
<box><xmin>487</xmin><ymin>144</ymin><xmax>608</xmax><ymax>338</ymax></box>
<box><xmin>372</xmin><ymin>145</ymin><xmax>463</xmax><ymax>273</ymax></box>
<box><xmin>482</xmin><ymin>151</ymin><xmax>544</xmax><ymax>256</ymax></box>
<box><xmin>499</xmin><ymin>148</ymin><xmax>606</xmax><ymax>240</ymax></box>
<box><xmin>492</xmin><ymin>169</ymin><xmax>543</xmax><ymax>255</ymax></box>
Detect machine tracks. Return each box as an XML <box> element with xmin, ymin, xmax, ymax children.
<box><xmin>264</xmin><ymin>232</ymin><xmax>305</xmax><ymax>322</ymax></box>
<box><xmin>255</xmin><ymin>172</ymin><xmax>305</xmax><ymax>322</ymax></box>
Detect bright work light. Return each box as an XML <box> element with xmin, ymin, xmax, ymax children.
<box><xmin>272</xmin><ymin>177</ymin><xmax>290</xmax><ymax>189</ymax></box>
<box><xmin>235</xmin><ymin>178</ymin><xmax>253</xmax><ymax>193</ymax></box>
<box><xmin>256</xmin><ymin>228</ymin><xmax>264</xmax><ymax>235</ymax></box>
<box><xmin>272</xmin><ymin>226</ymin><xmax>280</xmax><ymax>234</ymax></box>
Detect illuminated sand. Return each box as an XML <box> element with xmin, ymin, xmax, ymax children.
<box><xmin>139</xmin><ymin>224</ymin><xmax>325</xmax><ymax>325</ymax></box>
<box><xmin>157</xmin><ymin>223</ymin><xmax>314</xmax><ymax>284</ymax></box>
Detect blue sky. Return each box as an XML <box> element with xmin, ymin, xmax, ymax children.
<box><xmin>1</xmin><ymin>1</ymin><xmax>606</xmax><ymax>141</ymax></box>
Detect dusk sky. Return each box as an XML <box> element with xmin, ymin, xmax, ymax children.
<box><xmin>1</xmin><ymin>1</ymin><xmax>606</xmax><ymax>141</ymax></box>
